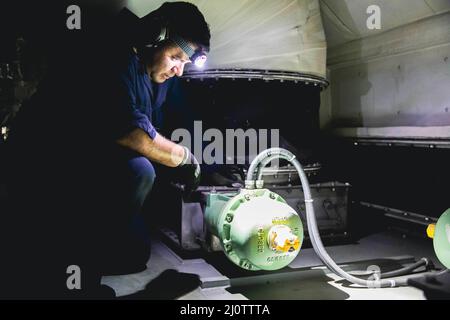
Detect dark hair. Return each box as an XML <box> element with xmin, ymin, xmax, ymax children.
<box><xmin>142</xmin><ymin>2</ymin><xmax>210</xmax><ymax>52</ymax></box>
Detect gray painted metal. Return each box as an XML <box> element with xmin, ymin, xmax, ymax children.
<box><xmin>360</xmin><ymin>202</ymin><xmax>438</xmax><ymax>226</ymax></box>
<box><xmin>322</xmin><ymin>11</ymin><xmax>450</xmax><ymax>131</ymax></box>
<box><xmin>321</xmin><ymin>0</ymin><xmax>450</xmax><ymax>48</ymax></box>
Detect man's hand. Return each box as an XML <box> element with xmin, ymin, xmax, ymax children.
<box><xmin>176</xmin><ymin>146</ymin><xmax>201</xmax><ymax>194</ymax></box>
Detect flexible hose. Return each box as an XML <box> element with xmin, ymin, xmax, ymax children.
<box><xmin>348</xmin><ymin>257</ymin><xmax>430</xmax><ymax>279</ymax></box>
<box><xmin>247</xmin><ymin>148</ymin><xmax>434</xmax><ymax>288</ymax></box>
<box><xmin>256</xmin><ymin>155</ymin><xmax>285</xmax><ymax>181</ymax></box>
<box><xmin>379</xmin><ymin>258</ymin><xmax>430</xmax><ymax>279</ymax></box>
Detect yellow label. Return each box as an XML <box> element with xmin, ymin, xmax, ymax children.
<box><xmin>271</xmin><ymin>216</ymin><xmax>288</xmax><ymax>225</ymax></box>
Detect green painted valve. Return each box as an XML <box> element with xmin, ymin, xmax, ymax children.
<box><xmin>427</xmin><ymin>209</ymin><xmax>450</xmax><ymax>269</ymax></box>
<box><xmin>205</xmin><ymin>188</ymin><xmax>304</xmax><ymax>271</ymax></box>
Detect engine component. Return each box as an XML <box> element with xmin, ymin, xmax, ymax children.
<box><xmin>157</xmin><ymin>182</ymin><xmax>349</xmax><ymax>252</ymax></box>
<box><xmin>427</xmin><ymin>209</ymin><xmax>450</xmax><ymax>269</ymax></box>
<box><xmin>205</xmin><ymin>188</ymin><xmax>303</xmax><ymax>271</ymax></box>
<box><xmin>246</xmin><ymin>147</ymin><xmax>436</xmax><ymax>287</ymax></box>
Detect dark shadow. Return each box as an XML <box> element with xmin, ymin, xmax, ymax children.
<box><xmin>227</xmin><ymin>269</ymin><xmax>349</xmax><ymax>300</ymax></box>
<box><xmin>408</xmin><ymin>271</ymin><xmax>450</xmax><ymax>300</ymax></box>
<box><xmin>202</xmin><ymin>250</ymin><xmax>277</xmax><ymax>279</ymax></box>
<box><xmin>200</xmin><ymin>238</ymin><xmax>359</xmax><ymax>281</ymax></box>
<box><xmin>118</xmin><ymin>269</ymin><xmax>200</xmax><ymax>300</ymax></box>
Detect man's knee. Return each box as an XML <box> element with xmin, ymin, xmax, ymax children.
<box><xmin>129</xmin><ymin>157</ymin><xmax>156</xmax><ymax>199</ymax></box>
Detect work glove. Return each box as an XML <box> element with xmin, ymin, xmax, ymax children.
<box><xmin>175</xmin><ymin>146</ymin><xmax>201</xmax><ymax>194</ymax></box>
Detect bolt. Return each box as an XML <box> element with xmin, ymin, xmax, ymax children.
<box><xmin>226</xmin><ymin>214</ymin><xmax>233</xmax><ymax>223</ymax></box>
<box><xmin>244</xmin><ymin>195</ymin><xmax>251</xmax><ymax>201</ymax></box>
<box><xmin>269</xmin><ymin>193</ymin><xmax>276</xmax><ymax>200</ymax></box>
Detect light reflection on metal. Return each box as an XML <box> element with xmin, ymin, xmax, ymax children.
<box><xmin>348</xmin><ymin>138</ymin><xmax>450</xmax><ymax>149</ymax></box>
<box><xmin>183</xmin><ymin>69</ymin><xmax>329</xmax><ymax>89</ymax></box>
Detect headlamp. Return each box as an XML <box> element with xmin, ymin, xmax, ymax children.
<box><xmin>191</xmin><ymin>51</ymin><xmax>208</xmax><ymax>68</ymax></box>
<box><xmin>170</xmin><ymin>35</ymin><xmax>208</xmax><ymax>69</ymax></box>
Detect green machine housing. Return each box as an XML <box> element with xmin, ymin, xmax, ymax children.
<box><xmin>205</xmin><ymin>188</ymin><xmax>304</xmax><ymax>271</ymax></box>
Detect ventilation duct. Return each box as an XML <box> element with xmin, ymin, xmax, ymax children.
<box><xmin>127</xmin><ymin>0</ymin><xmax>328</xmax><ymax>83</ymax></box>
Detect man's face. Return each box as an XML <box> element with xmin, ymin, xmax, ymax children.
<box><xmin>147</xmin><ymin>44</ymin><xmax>193</xmax><ymax>83</ymax></box>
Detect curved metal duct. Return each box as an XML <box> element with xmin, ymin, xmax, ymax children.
<box><xmin>127</xmin><ymin>0</ymin><xmax>328</xmax><ymax>83</ymax></box>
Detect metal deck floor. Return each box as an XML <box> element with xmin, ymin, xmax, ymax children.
<box><xmin>101</xmin><ymin>230</ymin><xmax>442</xmax><ymax>300</ymax></box>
